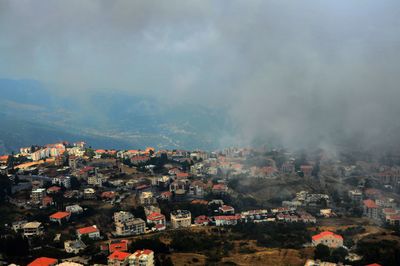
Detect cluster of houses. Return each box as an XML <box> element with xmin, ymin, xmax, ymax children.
<box><xmin>360</xmin><ymin>188</ymin><xmax>400</xmax><ymax>226</ymax></box>
<box><xmin>26</xmin><ymin>247</ymin><xmax>154</xmax><ymax>266</ymax></box>
<box><xmin>3</xmin><ymin>142</ymin><xmax>400</xmax><ymax>266</ymax></box>
<box><xmin>283</xmin><ymin>191</ymin><xmax>330</xmax><ymax>209</ymax></box>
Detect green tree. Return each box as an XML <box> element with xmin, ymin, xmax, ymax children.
<box><xmin>85</xmin><ymin>148</ymin><xmax>95</xmax><ymax>159</ymax></box>
<box><xmin>314</xmin><ymin>244</ymin><xmax>330</xmax><ymax>261</ymax></box>
<box><xmin>331</xmin><ymin>247</ymin><xmax>348</xmax><ymax>263</ymax></box>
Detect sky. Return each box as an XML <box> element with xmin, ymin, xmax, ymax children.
<box><xmin>1</xmin><ymin>0</ymin><xmax>400</xmax><ymax>151</ymax></box>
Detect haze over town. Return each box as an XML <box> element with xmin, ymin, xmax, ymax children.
<box><xmin>1</xmin><ymin>0</ymin><xmax>400</xmax><ymax>152</ymax></box>
<box><xmin>1</xmin><ymin>1</ymin><xmax>400</xmax><ymax>266</ymax></box>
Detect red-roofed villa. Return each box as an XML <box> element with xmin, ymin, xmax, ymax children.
<box><xmin>312</xmin><ymin>231</ymin><xmax>343</xmax><ymax>248</ymax></box>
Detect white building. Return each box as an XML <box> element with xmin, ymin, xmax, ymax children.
<box><xmin>31</xmin><ymin>188</ymin><xmax>46</xmax><ymax>204</ymax></box>
<box><xmin>129</xmin><ymin>249</ymin><xmax>154</xmax><ymax>266</ymax></box>
<box><xmin>52</xmin><ymin>176</ymin><xmax>71</xmax><ymax>189</ymax></box>
<box><xmin>65</xmin><ymin>204</ymin><xmax>84</xmax><ymax>215</ymax></box>
<box><xmin>23</xmin><ymin>221</ymin><xmax>44</xmax><ymax>237</ymax></box>
<box><xmin>170</xmin><ymin>210</ymin><xmax>191</xmax><ymax>229</ymax></box>
<box><xmin>64</xmin><ymin>239</ymin><xmax>87</xmax><ymax>254</ymax></box>
<box><xmin>77</xmin><ymin>225</ymin><xmax>100</xmax><ymax>240</ymax></box>
<box><xmin>114</xmin><ymin>211</ymin><xmax>145</xmax><ymax>236</ymax></box>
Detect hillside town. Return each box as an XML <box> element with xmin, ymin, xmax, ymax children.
<box><xmin>0</xmin><ymin>141</ymin><xmax>400</xmax><ymax>266</ymax></box>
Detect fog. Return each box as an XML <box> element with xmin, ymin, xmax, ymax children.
<box><xmin>1</xmin><ymin>1</ymin><xmax>400</xmax><ymax>151</ymax></box>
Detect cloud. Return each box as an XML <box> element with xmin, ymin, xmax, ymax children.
<box><xmin>1</xmin><ymin>0</ymin><xmax>400</xmax><ymax>151</ymax></box>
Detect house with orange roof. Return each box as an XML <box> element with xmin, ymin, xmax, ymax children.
<box><xmin>146</xmin><ymin>212</ymin><xmax>166</xmax><ymax>231</ymax></box>
<box><xmin>108</xmin><ymin>250</ymin><xmax>131</xmax><ymax>266</ymax></box>
<box><xmin>47</xmin><ymin>186</ymin><xmax>62</xmax><ymax>194</ymax></box>
<box><xmin>219</xmin><ymin>205</ymin><xmax>235</xmax><ymax>214</ymax></box>
<box><xmin>363</xmin><ymin>199</ymin><xmax>379</xmax><ymax>220</ymax></box>
<box><xmin>214</xmin><ymin>215</ymin><xmax>241</xmax><ymax>226</ymax></box>
<box><xmin>130</xmin><ymin>155</ymin><xmax>150</xmax><ymax>165</ymax></box>
<box><xmin>129</xmin><ymin>249</ymin><xmax>154</xmax><ymax>266</ymax></box>
<box><xmin>101</xmin><ymin>191</ymin><xmax>117</xmax><ymax>200</ymax></box>
<box><xmin>212</xmin><ymin>184</ymin><xmax>228</xmax><ymax>194</ymax></box>
<box><xmin>194</xmin><ymin>215</ymin><xmax>211</xmax><ymax>226</ymax></box>
<box><xmin>49</xmin><ymin>211</ymin><xmax>71</xmax><ymax>224</ymax></box>
<box><xmin>386</xmin><ymin>214</ymin><xmax>400</xmax><ymax>226</ymax></box>
<box><xmin>160</xmin><ymin>191</ymin><xmax>172</xmax><ymax>201</ymax></box>
<box><xmin>27</xmin><ymin>257</ymin><xmax>57</xmax><ymax>266</ymax></box>
<box><xmin>77</xmin><ymin>225</ymin><xmax>100</xmax><ymax>240</ymax></box>
<box><xmin>108</xmin><ymin>239</ymin><xmax>129</xmax><ymax>253</ymax></box>
<box><xmin>0</xmin><ymin>155</ymin><xmax>9</xmax><ymax>164</ymax></box>
<box><xmin>176</xmin><ymin>172</ymin><xmax>190</xmax><ymax>179</ymax></box>
<box><xmin>312</xmin><ymin>231</ymin><xmax>343</xmax><ymax>248</ymax></box>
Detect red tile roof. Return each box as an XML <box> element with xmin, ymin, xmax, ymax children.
<box><xmin>363</xmin><ymin>199</ymin><xmax>378</xmax><ymax>208</ymax></box>
<box><xmin>176</xmin><ymin>172</ymin><xmax>189</xmax><ymax>178</ymax></box>
<box><xmin>388</xmin><ymin>215</ymin><xmax>400</xmax><ymax>220</ymax></box>
<box><xmin>155</xmin><ymin>224</ymin><xmax>165</xmax><ymax>229</ymax></box>
<box><xmin>312</xmin><ymin>231</ymin><xmax>343</xmax><ymax>241</ymax></box>
<box><xmin>132</xmin><ymin>249</ymin><xmax>153</xmax><ymax>257</ymax></box>
<box><xmin>108</xmin><ymin>251</ymin><xmax>131</xmax><ymax>261</ymax></box>
<box><xmin>0</xmin><ymin>155</ymin><xmax>9</xmax><ymax>161</ymax></box>
<box><xmin>161</xmin><ymin>191</ymin><xmax>173</xmax><ymax>197</ymax></box>
<box><xmin>28</xmin><ymin>257</ymin><xmax>57</xmax><ymax>266</ymax></box>
<box><xmin>195</xmin><ymin>215</ymin><xmax>211</xmax><ymax>224</ymax></box>
<box><xmin>109</xmin><ymin>240</ymin><xmax>129</xmax><ymax>253</ymax></box>
<box><xmin>212</xmin><ymin>184</ymin><xmax>227</xmax><ymax>191</ymax></box>
<box><xmin>214</xmin><ymin>215</ymin><xmax>241</xmax><ymax>221</ymax></box>
<box><xmin>101</xmin><ymin>191</ymin><xmax>116</xmax><ymax>198</ymax></box>
<box><xmin>147</xmin><ymin>212</ymin><xmax>165</xmax><ymax>221</ymax></box>
<box><xmin>50</xmin><ymin>211</ymin><xmax>70</xmax><ymax>220</ymax></box>
<box><xmin>191</xmin><ymin>199</ymin><xmax>208</xmax><ymax>205</ymax></box>
<box><xmin>77</xmin><ymin>225</ymin><xmax>99</xmax><ymax>235</ymax></box>
<box><xmin>95</xmin><ymin>149</ymin><xmax>106</xmax><ymax>153</ymax></box>
<box><xmin>131</xmin><ymin>156</ymin><xmax>149</xmax><ymax>162</ymax></box>
<box><xmin>220</xmin><ymin>205</ymin><xmax>234</xmax><ymax>212</ymax></box>
<box><xmin>79</xmin><ymin>166</ymin><xmax>94</xmax><ymax>173</ymax></box>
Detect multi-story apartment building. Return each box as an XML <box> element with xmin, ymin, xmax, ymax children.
<box><xmin>138</xmin><ymin>192</ymin><xmax>157</xmax><ymax>206</ymax></box>
<box><xmin>31</xmin><ymin>188</ymin><xmax>46</xmax><ymax>204</ymax></box>
<box><xmin>114</xmin><ymin>211</ymin><xmax>146</xmax><ymax>236</ymax></box>
<box><xmin>23</xmin><ymin>221</ymin><xmax>44</xmax><ymax>237</ymax></box>
<box><xmin>363</xmin><ymin>199</ymin><xmax>379</xmax><ymax>220</ymax></box>
<box><xmin>348</xmin><ymin>189</ymin><xmax>363</xmax><ymax>203</ymax></box>
<box><xmin>170</xmin><ymin>210</ymin><xmax>191</xmax><ymax>229</ymax></box>
<box><xmin>52</xmin><ymin>176</ymin><xmax>71</xmax><ymax>189</ymax></box>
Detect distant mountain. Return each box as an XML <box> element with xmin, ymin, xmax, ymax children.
<box><xmin>0</xmin><ymin>79</ymin><xmax>232</xmax><ymax>153</ymax></box>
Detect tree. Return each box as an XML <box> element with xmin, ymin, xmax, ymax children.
<box><xmin>314</xmin><ymin>244</ymin><xmax>330</xmax><ymax>261</ymax></box>
<box><xmin>85</xmin><ymin>148</ymin><xmax>95</xmax><ymax>159</ymax></box>
<box><xmin>331</xmin><ymin>247</ymin><xmax>348</xmax><ymax>263</ymax></box>
<box><xmin>162</xmin><ymin>257</ymin><xmax>174</xmax><ymax>266</ymax></box>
